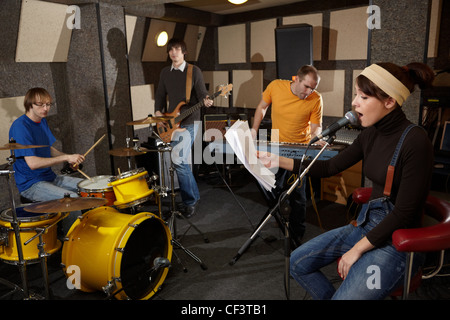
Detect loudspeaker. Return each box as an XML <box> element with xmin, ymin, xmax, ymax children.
<box><xmin>275</xmin><ymin>24</ymin><xmax>313</xmax><ymax>80</ymax></box>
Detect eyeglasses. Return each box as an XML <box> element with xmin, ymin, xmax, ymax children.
<box><xmin>33</xmin><ymin>102</ymin><xmax>53</xmax><ymax>108</ymax></box>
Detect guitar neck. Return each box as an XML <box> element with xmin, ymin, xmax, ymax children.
<box><xmin>174</xmin><ymin>90</ymin><xmax>222</xmax><ymax>124</ymax></box>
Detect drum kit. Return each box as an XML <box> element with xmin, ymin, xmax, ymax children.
<box><xmin>0</xmin><ymin>115</ymin><xmax>207</xmax><ymax>300</ymax></box>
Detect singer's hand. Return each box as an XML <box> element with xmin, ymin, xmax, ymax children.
<box><xmin>338</xmin><ymin>237</ymin><xmax>373</xmax><ymax>279</ymax></box>
<box><xmin>257</xmin><ymin>152</ymin><xmax>294</xmax><ymax>171</ymax></box>
<box><xmin>257</xmin><ymin>151</ymin><xmax>279</xmax><ymax>169</ymax></box>
<box><xmin>337</xmin><ymin>250</ymin><xmax>359</xmax><ymax>279</ymax></box>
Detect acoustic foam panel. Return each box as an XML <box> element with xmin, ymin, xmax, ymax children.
<box><xmin>329</xmin><ymin>6</ymin><xmax>368</xmax><ymax>60</ymax></box>
<box><xmin>15</xmin><ymin>0</ymin><xmax>72</xmax><ymax>62</ymax></box>
<box><xmin>250</xmin><ymin>19</ymin><xmax>277</xmax><ymax>62</ymax></box>
<box><xmin>232</xmin><ymin>70</ymin><xmax>263</xmax><ymax>109</ymax></box>
<box><xmin>218</xmin><ymin>24</ymin><xmax>246</xmax><ymax>64</ymax></box>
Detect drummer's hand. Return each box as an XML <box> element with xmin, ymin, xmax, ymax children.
<box><xmin>68</xmin><ymin>154</ymin><xmax>85</xmax><ymax>169</ymax></box>
<box><xmin>203</xmin><ymin>96</ymin><xmax>213</xmax><ymax>108</ymax></box>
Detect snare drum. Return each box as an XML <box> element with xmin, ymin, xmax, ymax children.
<box><xmin>62</xmin><ymin>206</ymin><xmax>172</xmax><ymax>300</ymax></box>
<box><xmin>0</xmin><ymin>206</ymin><xmax>62</xmax><ymax>264</ymax></box>
<box><xmin>108</xmin><ymin>168</ymin><xmax>154</xmax><ymax>208</ymax></box>
<box><xmin>78</xmin><ymin>175</ymin><xmax>116</xmax><ymax>206</ymax></box>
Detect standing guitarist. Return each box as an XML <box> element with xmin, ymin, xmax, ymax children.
<box><xmin>154</xmin><ymin>38</ymin><xmax>213</xmax><ymax>218</ymax></box>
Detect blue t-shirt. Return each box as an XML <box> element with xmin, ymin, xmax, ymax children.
<box><xmin>9</xmin><ymin>114</ymin><xmax>57</xmax><ymax>192</ymax></box>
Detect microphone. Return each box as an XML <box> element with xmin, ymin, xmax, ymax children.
<box><xmin>308</xmin><ymin>110</ymin><xmax>359</xmax><ymax>145</ymax></box>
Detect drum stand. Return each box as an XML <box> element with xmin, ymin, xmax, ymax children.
<box><xmin>0</xmin><ymin>166</ymin><xmax>30</xmax><ymax>299</ymax></box>
<box><xmin>151</xmin><ymin>132</ymin><xmax>207</xmax><ymax>271</ymax></box>
<box><xmin>0</xmin><ymin>150</ymin><xmax>67</xmax><ymax>300</ymax></box>
<box><xmin>24</xmin><ymin>213</ymin><xmax>67</xmax><ymax>299</ymax></box>
<box><xmin>0</xmin><ymin>153</ymin><xmax>41</xmax><ymax>299</ymax></box>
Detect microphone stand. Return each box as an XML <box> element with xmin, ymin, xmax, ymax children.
<box><xmin>229</xmin><ymin>136</ymin><xmax>336</xmax><ymax>299</ymax></box>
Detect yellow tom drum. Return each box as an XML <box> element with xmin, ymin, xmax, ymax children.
<box><xmin>62</xmin><ymin>206</ymin><xmax>172</xmax><ymax>300</ymax></box>
<box><xmin>108</xmin><ymin>168</ymin><xmax>154</xmax><ymax>208</ymax></box>
<box><xmin>0</xmin><ymin>206</ymin><xmax>62</xmax><ymax>264</ymax></box>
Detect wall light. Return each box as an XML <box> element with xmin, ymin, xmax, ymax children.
<box><xmin>228</xmin><ymin>0</ymin><xmax>248</xmax><ymax>4</ymax></box>
<box><xmin>156</xmin><ymin>31</ymin><xmax>168</xmax><ymax>47</ymax></box>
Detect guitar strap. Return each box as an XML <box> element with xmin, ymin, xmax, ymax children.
<box><xmin>186</xmin><ymin>63</ymin><xmax>193</xmax><ymax>104</ymax></box>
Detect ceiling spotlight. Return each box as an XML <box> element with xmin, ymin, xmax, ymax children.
<box><xmin>228</xmin><ymin>0</ymin><xmax>248</xmax><ymax>4</ymax></box>
<box><xmin>156</xmin><ymin>31</ymin><xmax>168</xmax><ymax>47</ymax></box>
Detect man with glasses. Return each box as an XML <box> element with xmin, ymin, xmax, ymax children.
<box><xmin>251</xmin><ymin>65</ymin><xmax>324</xmax><ymax>246</ymax></box>
<box><xmin>9</xmin><ymin>87</ymin><xmax>85</xmax><ymax>233</ymax></box>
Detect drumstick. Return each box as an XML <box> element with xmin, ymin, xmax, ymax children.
<box><xmin>77</xmin><ymin>168</ymin><xmax>92</xmax><ymax>181</ymax></box>
<box><xmin>70</xmin><ymin>134</ymin><xmax>106</xmax><ymax>171</ymax></box>
<box><xmin>83</xmin><ymin>134</ymin><xmax>106</xmax><ymax>157</ymax></box>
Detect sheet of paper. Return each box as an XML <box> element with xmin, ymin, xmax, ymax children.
<box><xmin>224</xmin><ymin>120</ymin><xmax>275</xmax><ymax>191</ymax></box>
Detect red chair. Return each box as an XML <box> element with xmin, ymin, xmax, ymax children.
<box><xmin>350</xmin><ymin>187</ymin><xmax>450</xmax><ymax>299</ymax></box>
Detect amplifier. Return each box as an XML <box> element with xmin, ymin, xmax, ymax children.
<box><xmin>204</xmin><ymin>114</ymin><xmax>247</xmax><ymax>142</ymax></box>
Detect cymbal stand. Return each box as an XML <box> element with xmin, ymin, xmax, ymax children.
<box><xmin>125</xmin><ymin>137</ymin><xmax>142</xmax><ymax>171</ymax></box>
<box><xmin>229</xmin><ymin>136</ymin><xmax>335</xmax><ymax>299</ymax></box>
<box><xmin>0</xmin><ymin>152</ymin><xmax>31</xmax><ymax>299</ymax></box>
<box><xmin>167</xmin><ymin>161</ymin><xmax>208</xmax><ymax>271</ymax></box>
<box><xmin>150</xmin><ymin>130</ymin><xmax>207</xmax><ymax>270</ymax></box>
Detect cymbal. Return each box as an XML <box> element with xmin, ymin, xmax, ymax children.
<box><xmin>24</xmin><ymin>196</ymin><xmax>107</xmax><ymax>213</ymax></box>
<box><xmin>0</xmin><ymin>142</ymin><xmax>48</xmax><ymax>151</ymax></box>
<box><xmin>126</xmin><ymin>116</ymin><xmax>173</xmax><ymax>125</ymax></box>
<box><xmin>108</xmin><ymin>147</ymin><xmax>150</xmax><ymax>157</ymax></box>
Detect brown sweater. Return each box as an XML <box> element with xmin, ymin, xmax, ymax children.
<box><xmin>293</xmin><ymin>107</ymin><xmax>434</xmax><ymax>247</ymax></box>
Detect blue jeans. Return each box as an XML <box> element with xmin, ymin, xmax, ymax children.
<box><xmin>20</xmin><ymin>175</ymin><xmax>84</xmax><ymax>235</ymax></box>
<box><xmin>170</xmin><ymin>123</ymin><xmax>200</xmax><ymax>206</ymax></box>
<box><xmin>290</xmin><ymin>199</ymin><xmax>425</xmax><ymax>300</ymax></box>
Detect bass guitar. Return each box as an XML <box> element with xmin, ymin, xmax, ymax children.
<box><xmin>156</xmin><ymin>84</ymin><xmax>233</xmax><ymax>143</ymax></box>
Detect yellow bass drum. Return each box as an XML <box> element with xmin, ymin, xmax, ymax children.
<box><xmin>62</xmin><ymin>206</ymin><xmax>172</xmax><ymax>300</ymax></box>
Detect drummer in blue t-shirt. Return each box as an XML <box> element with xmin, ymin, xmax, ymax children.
<box><xmin>9</xmin><ymin>87</ymin><xmax>85</xmax><ymax>233</ymax></box>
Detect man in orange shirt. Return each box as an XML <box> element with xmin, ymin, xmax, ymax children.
<box><xmin>252</xmin><ymin>65</ymin><xmax>323</xmax><ymax>245</ymax></box>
